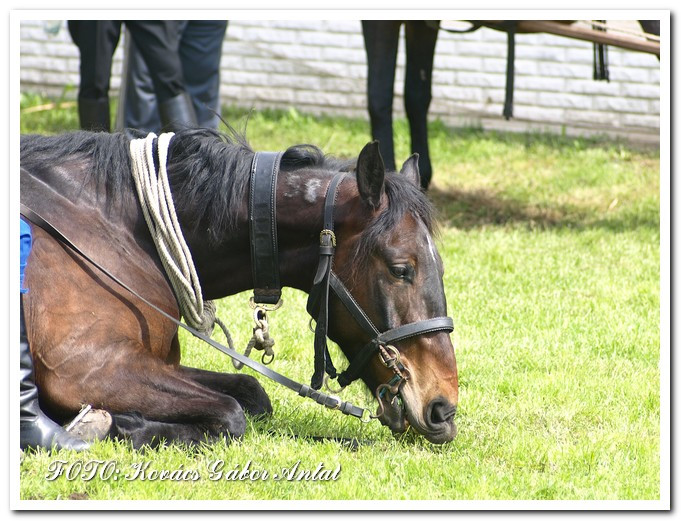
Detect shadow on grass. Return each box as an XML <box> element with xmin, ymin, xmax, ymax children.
<box><xmin>429</xmin><ymin>186</ymin><xmax>659</xmax><ymax>233</ymax></box>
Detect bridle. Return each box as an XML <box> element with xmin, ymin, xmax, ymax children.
<box><xmin>249</xmin><ymin>152</ymin><xmax>454</xmax><ymax>410</ymax></box>
<box><xmin>19</xmin><ymin>145</ymin><xmax>454</xmax><ymax>426</ymax></box>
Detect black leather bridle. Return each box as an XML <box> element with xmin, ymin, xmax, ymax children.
<box><xmin>249</xmin><ymin>152</ymin><xmax>454</xmax><ymax>402</ymax></box>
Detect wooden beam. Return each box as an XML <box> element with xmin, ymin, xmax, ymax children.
<box><xmin>480</xmin><ymin>20</ymin><xmax>660</xmax><ymax>56</ymax></box>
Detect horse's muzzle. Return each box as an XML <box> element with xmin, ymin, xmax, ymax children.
<box><xmin>379</xmin><ymin>392</ymin><xmax>458</xmax><ymax>444</ymax></box>
<box><xmin>421</xmin><ymin>398</ymin><xmax>458</xmax><ymax>444</ymax></box>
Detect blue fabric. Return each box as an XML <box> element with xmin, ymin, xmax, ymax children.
<box><xmin>20</xmin><ymin>218</ymin><xmax>32</xmax><ymax>294</ymax></box>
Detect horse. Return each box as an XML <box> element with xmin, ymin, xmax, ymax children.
<box><xmin>19</xmin><ymin>127</ymin><xmax>459</xmax><ymax>448</ymax></box>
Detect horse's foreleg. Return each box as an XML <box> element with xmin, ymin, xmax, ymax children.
<box><xmin>55</xmin><ymin>353</ymin><xmax>249</xmax><ymax>448</ymax></box>
<box><xmin>179</xmin><ymin>366</ymin><xmax>272</xmax><ymax>418</ymax></box>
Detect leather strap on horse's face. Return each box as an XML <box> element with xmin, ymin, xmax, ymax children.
<box><xmin>249</xmin><ymin>151</ymin><xmax>284</xmax><ymax>305</ymax></box>
<box><xmin>305</xmin><ymin>172</ymin><xmax>455</xmax><ymax>391</ymax></box>
<box><xmin>305</xmin><ymin>172</ymin><xmax>347</xmax><ymax>389</ymax></box>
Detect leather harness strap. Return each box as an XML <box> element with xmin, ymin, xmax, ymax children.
<box><xmin>306</xmin><ymin>172</ymin><xmax>346</xmax><ymax>389</ymax></box>
<box><xmin>249</xmin><ymin>151</ymin><xmax>284</xmax><ymax>305</ymax></box>
<box><xmin>305</xmin><ymin>171</ymin><xmax>455</xmax><ymax>391</ymax></box>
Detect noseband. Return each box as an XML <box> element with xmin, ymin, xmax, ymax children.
<box><xmin>249</xmin><ymin>152</ymin><xmax>454</xmax><ymax>399</ymax></box>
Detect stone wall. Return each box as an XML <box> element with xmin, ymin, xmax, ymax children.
<box><xmin>19</xmin><ymin>19</ymin><xmax>661</xmax><ymax>143</ymax></box>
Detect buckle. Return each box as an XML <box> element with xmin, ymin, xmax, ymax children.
<box><xmin>320</xmin><ymin>229</ymin><xmax>336</xmax><ymax>247</ymax></box>
<box><xmin>378</xmin><ymin>344</ymin><xmax>401</xmax><ymax>368</ymax></box>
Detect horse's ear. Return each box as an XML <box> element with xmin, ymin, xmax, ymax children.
<box><xmin>400</xmin><ymin>153</ymin><xmax>421</xmax><ymax>187</ymax></box>
<box><xmin>356</xmin><ymin>141</ymin><xmax>385</xmax><ymax>209</ymax></box>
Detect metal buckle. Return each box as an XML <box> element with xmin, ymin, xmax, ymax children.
<box><xmin>319</xmin><ymin>229</ymin><xmax>336</xmax><ymax>247</ymax></box>
<box><xmin>248</xmin><ymin>297</ymin><xmax>283</xmax><ymax>312</ymax></box>
<box><xmin>378</xmin><ymin>344</ymin><xmax>401</xmax><ymax>368</ymax></box>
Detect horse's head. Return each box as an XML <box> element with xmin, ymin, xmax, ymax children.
<box><xmin>328</xmin><ymin>142</ymin><xmax>458</xmax><ymax>444</ymax></box>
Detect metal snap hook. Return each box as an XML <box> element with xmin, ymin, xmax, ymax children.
<box><xmin>253</xmin><ymin>307</ymin><xmax>267</xmax><ymax>328</ymax></box>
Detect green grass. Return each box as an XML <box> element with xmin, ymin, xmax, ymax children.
<box><xmin>19</xmin><ymin>95</ymin><xmax>661</xmax><ymax>502</ymax></box>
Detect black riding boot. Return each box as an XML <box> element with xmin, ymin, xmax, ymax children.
<box><xmin>20</xmin><ymin>302</ymin><xmax>90</xmax><ymax>452</ymax></box>
<box><xmin>78</xmin><ymin>96</ymin><xmax>111</xmax><ymax>132</ymax></box>
<box><xmin>158</xmin><ymin>91</ymin><xmax>198</xmax><ymax>132</ymax></box>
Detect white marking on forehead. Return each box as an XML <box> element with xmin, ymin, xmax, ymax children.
<box><xmin>423</xmin><ymin>222</ymin><xmax>438</xmax><ymax>264</ymax></box>
<box><xmin>304</xmin><ymin>178</ymin><xmax>322</xmax><ymax>204</ymax></box>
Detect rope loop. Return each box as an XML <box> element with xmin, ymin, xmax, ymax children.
<box><xmin>130</xmin><ymin>133</ymin><xmax>217</xmax><ymax>334</ymax></box>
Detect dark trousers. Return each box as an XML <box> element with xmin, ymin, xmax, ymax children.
<box><xmin>362</xmin><ymin>20</ymin><xmax>439</xmax><ymax>189</ymax></box>
<box><xmin>68</xmin><ymin>21</ymin><xmax>185</xmax><ymax>104</ymax></box>
<box><xmin>120</xmin><ymin>21</ymin><xmax>227</xmax><ymax>132</ymax></box>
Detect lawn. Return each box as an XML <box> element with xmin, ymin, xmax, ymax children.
<box><xmin>18</xmin><ymin>95</ymin><xmax>662</xmax><ymax>504</ymax></box>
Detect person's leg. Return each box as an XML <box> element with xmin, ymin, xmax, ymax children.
<box><xmin>20</xmin><ymin>297</ymin><xmax>90</xmax><ymax>452</ymax></box>
<box><xmin>362</xmin><ymin>20</ymin><xmax>402</xmax><ymax>171</ymax></box>
<box><xmin>68</xmin><ymin>21</ymin><xmax>122</xmax><ymax>131</ymax></box>
<box><xmin>120</xmin><ymin>28</ymin><xmax>162</xmax><ymax>134</ymax></box>
<box><xmin>179</xmin><ymin>21</ymin><xmax>228</xmax><ymax>129</ymax></box>
<box><xmin>125</xmin><ymin>21</ymin><xmax>197</xmax><ymax>131</ymax></box>
<box><xmin>404</xmin><ymin>20</ymin><xmax>439</xmax><ymax>190</ymax></box>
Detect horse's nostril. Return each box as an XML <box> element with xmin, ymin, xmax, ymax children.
<box><xmin>429</xmin><ymin>399</ymin><xmax>457</xmax><ymax>425</ymax></box>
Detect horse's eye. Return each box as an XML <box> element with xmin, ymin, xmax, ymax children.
<box><xmin>389</xmin><ymin>265</ymin><xmax>410</xmax><ymax>280</ymax></box>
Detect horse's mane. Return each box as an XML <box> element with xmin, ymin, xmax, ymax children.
<box><xmin>20</xmin><ymin>127</ymin><xmax>434</xmax><ymax>255</ymax></box>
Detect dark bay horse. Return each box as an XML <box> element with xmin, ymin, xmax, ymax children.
<box><xmin>20</xmin><ymin>128</ymin><xmax>458</xmax><ymax>447</ymax></box>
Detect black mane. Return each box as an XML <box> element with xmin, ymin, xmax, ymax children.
<box><xmin>20</xmin><ymin>127</ymin><xmax>434</xmax><ymax>255</ymax></box>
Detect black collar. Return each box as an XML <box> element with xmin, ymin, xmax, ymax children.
<box><xmin>248</xmin><ymin>151</ymin><xmax>284</xmax><ymax>306</ymax></box>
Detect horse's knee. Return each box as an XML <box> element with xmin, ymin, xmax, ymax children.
<box><xmin>212</xmin><ymin>405</ymin><xmax>247</xmax><ymax>440</ymax></box>
<box><xmin>367</xmin><ymin>92</ymin><xmax>393</xmax><ymax>124</ymax></box>
<box><xmin>232</xmin><ymin>374</ymin><xmax>273</xmax><ymax>418</ymax></box>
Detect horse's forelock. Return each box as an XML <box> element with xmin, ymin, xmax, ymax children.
<box><xmin>347</xmin><ymin>174</ymin><xmax>436</xmax><ymax>278</ymax></box>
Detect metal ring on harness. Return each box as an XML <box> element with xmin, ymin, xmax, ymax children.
<box><xmin>324</xmin><ymin>374</ymin><xmax>345</xmax><ymax>394</ymax></box>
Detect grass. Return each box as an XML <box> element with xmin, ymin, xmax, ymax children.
<box><xmin>18</xmin><ymin>95</ymin><xmax>661</xmax><ymax>503</ymax></box>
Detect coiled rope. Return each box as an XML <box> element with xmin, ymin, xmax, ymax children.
<box><xmin>129</xmin><ymin>133</ymin><xmax>222</xmax><ymax>337</ymax></box>
<box><xmin>129</xmin><ymin>132</ymin><xmax>275</xmax><ymax>365</ymax></box>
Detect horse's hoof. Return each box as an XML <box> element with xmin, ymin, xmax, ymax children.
<box><xmin>66</xmin><ymin>408</ymin><xmax>112</xmax><ymax>442</ymax></box>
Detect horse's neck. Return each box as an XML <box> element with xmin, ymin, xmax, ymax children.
<box><xmin>186</xmin><ymin>168</ymin><xmax>346</xmax><ymax>300</ymax></box>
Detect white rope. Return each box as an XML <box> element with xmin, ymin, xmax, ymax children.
<box><xmin>129</xmin><ymin>133</ymin><xmax>217</xmax><ymax>335</ymax></box>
